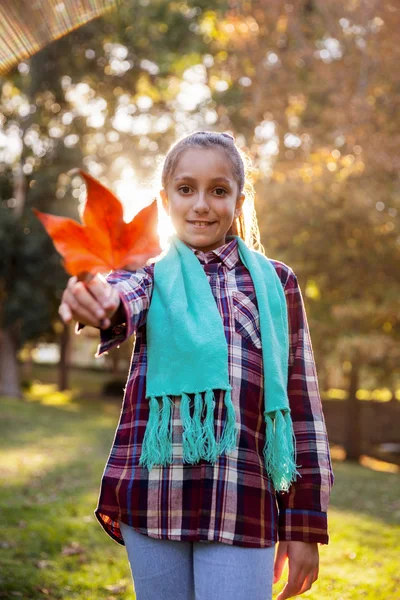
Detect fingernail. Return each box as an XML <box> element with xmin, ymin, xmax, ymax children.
<box><xmin>96</xmin><ymin>309</ymin><xmax>105</xmax><ymax>318</ymax></box>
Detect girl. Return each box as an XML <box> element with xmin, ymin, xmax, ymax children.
<box><xmin>59</xmin><ymin>131</ymin><xmax>334</xmax><ymax>600</ymax></box>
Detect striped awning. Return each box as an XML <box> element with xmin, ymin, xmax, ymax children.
<box><xmin>0</xmin><ymin>0</ymin><xmax>118</xmax><ymax>75</ymax></box>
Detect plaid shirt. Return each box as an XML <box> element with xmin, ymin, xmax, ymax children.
<box><xmin>92</xmin><ymin>237</ymin><xmax>334</xmax><ymax>547</ymax></box>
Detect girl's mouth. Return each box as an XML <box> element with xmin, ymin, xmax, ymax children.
<box><xmin>187</xmin><ymin>220</ymin><xmax>217</xmax><ymax>229</ymax></box>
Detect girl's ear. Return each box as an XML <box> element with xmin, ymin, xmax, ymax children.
<box><xmin>234</xmin><ymin>193</ymin><xmax>245</xmax><ymax>218</ymax></box>
<box><xmin>160</xmin><ymin>189</ymin><xmax>169</xmax><ymax>214</ymax></box>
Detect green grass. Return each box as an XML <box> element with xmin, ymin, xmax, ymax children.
<box><xmin>1</xmin><ymin>384</ymin><xmax>399</xmax><ymax>599</ymax></box>
<box><xmin>0</xmin><ymin>391</ymin><xmax>134</xmax><ymax>600</ymax></box>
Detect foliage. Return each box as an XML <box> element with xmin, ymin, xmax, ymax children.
<box><xmin>0</xmin><ymin>170</ymin><xmax>68</xmax><ymax>346</ymax></box>
<box><xmin>0</xmin><ymin>0</ymin><xmax>399</xmax><ymax>391</ymax></box>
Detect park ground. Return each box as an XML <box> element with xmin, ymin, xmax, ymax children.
<box><xmin>0</xmin><ymin>367</ymin><xmax>399</xmax><ymax>599</ymax></box>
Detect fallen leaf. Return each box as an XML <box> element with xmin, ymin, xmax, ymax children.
<box><xmin>33</xmin><ymin>171</ymin><xmax>162</xmax><ymax>276</ymax></box>
<box><xmin>104</xmin><ymin>583</ymin><xmax>127</xmax><ymax>593</ymax></box>
<box><xmin>61</xmin><ymin>541</ymin><xmax>85</xmax><ymax>556</ymax></box>
<box><xmin>82</xmin><ymin>515</ymin><xmax>93</xmax><ymax>523</ymax></box>
<box><xmin>36</xmin><ymin>559</ymin><xmax>50</xmax><ymax>569</ymax></box>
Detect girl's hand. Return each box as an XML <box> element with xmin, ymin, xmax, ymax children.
<box><xmin>274</xmin><ymin>541</ymin><xmax>319</xmax><ymax>599</ymax></box>
<box><xmin>58</xmin><ymin>274</ymin><xmax>121</xmax><ymax>330</ymax></box>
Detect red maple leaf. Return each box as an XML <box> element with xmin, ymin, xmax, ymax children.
<box><xmin>33</xmin><ymin>170</ymin><xmax>162</xmax><ymax>276</ymax></box>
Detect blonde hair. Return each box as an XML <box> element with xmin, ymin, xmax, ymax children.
<box><xmin>160</xmin><ymin>131</ymin><xmax>265</xmax><ymax>254</ymax></box>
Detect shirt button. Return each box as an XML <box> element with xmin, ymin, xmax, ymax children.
<box><xmin>113</xmin><ymin>324</ymin><xmax>126</xmax><ymax>335</ymax></box>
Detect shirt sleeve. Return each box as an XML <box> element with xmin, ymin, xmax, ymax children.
<box><xmin>75</xmin><ymin>266</ymin><xmax>154</xmax><ymax>357</ymax></box>
<box><xmin>276</xmin><ymin>268</ymin><xmax>334</xmax><ymax>545</ymax></box>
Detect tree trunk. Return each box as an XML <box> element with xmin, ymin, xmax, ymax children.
<box><xmin>345</xmin><ymin>359</ymin><xmax>362</xmax><ymax>462</ymax></box>
<box><xmin>0</xmin><ymin>165</ymin><xmax>26</xmax><ymax>399</ymax></box>
<box><xmin>0</xmin><ymin>327</ymin><xmax>22</xmax><ymax>398</ymax></box>
<box><xmin>13</xmin><ymin>164</ymin><xmax>26</xmax><ymax>218</ymax></box>
<box><xmin>58</xmin><ymin>322</ymin><xmax>71</xmax><ymax>391</ymax></box>
<box><xmin>21</xmin><ymin>343</ymin><xmax>35</xmax><ymax>380</ymax></box>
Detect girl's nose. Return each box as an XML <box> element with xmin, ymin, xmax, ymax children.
<box><xmin>193</xmin><ymin>191</ymin><xmax>210</xmax><ymax>212</ymax></box>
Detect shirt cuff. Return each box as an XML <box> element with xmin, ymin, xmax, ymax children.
<box><xmin>278</xmin><ymin>509</ymin><xmax>329</xmax><ymax>545</ymax></box>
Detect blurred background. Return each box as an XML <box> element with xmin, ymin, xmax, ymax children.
<box><xmin>0</xmin><ymin>1</ymin><xmax>399</xmax><ymax>599</ymax></box>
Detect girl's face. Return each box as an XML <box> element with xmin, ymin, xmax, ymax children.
<box><xmin>160</xmin><ymin>147</ymin><xmax>245</xmax><ymax>252</ymax></box>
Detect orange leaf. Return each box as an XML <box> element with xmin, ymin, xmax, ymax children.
<box><xmin>33</xmin><ymin>170</ymin><xmax>162</xmax><ymax>276</ymax></box>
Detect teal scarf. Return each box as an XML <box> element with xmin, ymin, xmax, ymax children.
<box><xmin>139</xmin><ymin>234</ymin><xmax>299</xmax><ymax>492</ymax></box>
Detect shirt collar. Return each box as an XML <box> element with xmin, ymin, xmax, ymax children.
<box><xmin>187</xmin><ymin>236</ymin><xmax>240</xmax><ymax>270</ymax></box>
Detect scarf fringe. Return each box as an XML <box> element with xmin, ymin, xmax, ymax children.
<box><xmin>263</xmin><ymin>410</ymin><xmax>300</xmax><ymax>492</ymax></box>
<box><xmin>139</xmin><ymin>396</ymin><xmax>162</xmax><ymax>469</ymax></box>
<box><xmin>158</xmin><ymin>394</ymin><xmax>174</xmax><ymax>464</ymax></box>
<box><xmin>217</xmin><ymin>387</ymin><xmax>238</xmax><ymax>455</ymax></box>
<box><xmin>139</xmin><ymin>395</ymin><xmax>299</xmax><ymax>493</ymax></box>
<box><xmin>181</xmin><ymin>391</ymin><xmax>200</xmax><ymax>463</ymax></box>
<box><xmin>139</xmin><ymin>388</ymin><xmax>236</xmax><ymax>469</ymax></box>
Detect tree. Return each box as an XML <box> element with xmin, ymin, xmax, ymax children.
<box><xmin>1</xmin><ymin>0</ymin><xmax>398</xmax><ymax>428</ymax></box>
<box><xmin>0</xmin><ymin>1</ymin><xmax>229</xmax><ymax>396</ymax></box>
<box><xmin>194</xmin><ymin>0</ymin><xmax>400</xmax><ymax>458</ymax></box>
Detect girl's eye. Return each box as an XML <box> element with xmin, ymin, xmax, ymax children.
<box><xmin>179</xmin><ymin>186</ymin><xmax>192</xmax><ymax>194</ymax></box>
<box><xmin>178</xmin><ymin>185</ymin><xmax>227</xmax><ymax>196</ymax></box>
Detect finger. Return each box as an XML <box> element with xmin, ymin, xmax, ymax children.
<box><xmin>277</xmin><ymin>579</ymin><xmax>304</xmax><ymax>599</ymax></box>
<box><xmin>277</xmin><ymin>583</ymin><xmax>293</xmax><ymax>600</ymax></box>
<box><xmin>86</xmin><ymin>277</ymin><xmax>121</xmax><ymax>319</ymax></box>
<box><xmin>71</xmin><ymin>305</ymin><xmax>111</xmax><ymax>329</ymax></box>
<box><xmin>65</xmin><ymin>292</ymin><xmax>108</xmax><ymax>328</ymax></box>
<box><xmin>287</xmin><ymin>559</ymin><xmax>304</xmax><ymax>589</ymax></box>
<box><xmin>66</xmin><ymin>275</ymin><xmax>78</xmax><ymax>291</ymax></box>
<box><xmin>67</xmin><ymin>280</ymin><xmax>118</xmax><ymax>326</ymax></box>
<box><xmin>277</xmin><ymin>566</ymin><xmax>306</xmax><ymax>600</ymax></box>
<box><xmin>273</xmin><ymin>542</ymin><xmax>288</xmax><ymax>584</ymax></box>
<box><xmin>298</xmin><ymin>569</ymin><xmax>316</xmax><ymax>595</ymax></box>
<box><xmin>61</xmin><ymin>277</ymin><xmax>77</xmax><ymax>308</ymax></box>
<box><xmin>103</xmin><ymin>287</ymin><xmax>120</xmax><ymax>317</ymax></box>
<box><xmin>85</xmin><ymin>274</ymin><xmax>116</xmax><ymax>308</ymax></box>
<box><xmin>313</xmin><ymin>565</ymin><xmax>319</xmax><ymax>583</ymax></box>
<box><xmin>72</xmin><ymin>281</ymin><xmax>107</xmax><ymax>320</ymax></box>
<box><xmin>59</xmin><ymin>302</ymin><xmax>72</xmax><ymax>324</ymax></box>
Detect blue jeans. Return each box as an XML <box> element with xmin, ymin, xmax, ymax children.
<box><xmin>119</xmin><ymin>521</ymin><xmax>275</xmax><ymax>600</ymax></box>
